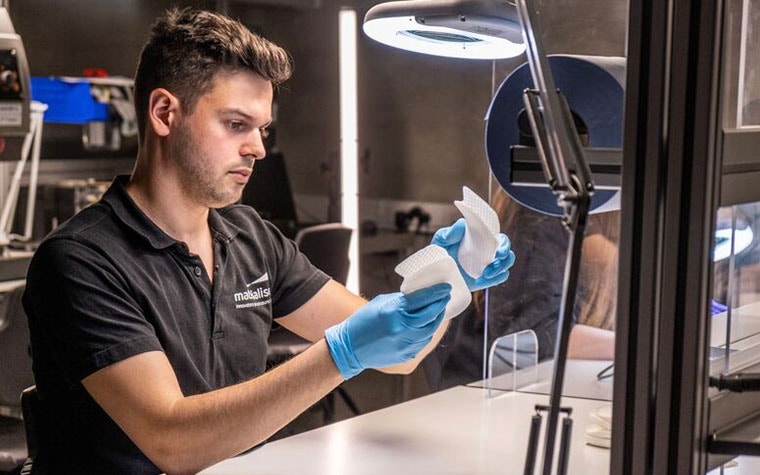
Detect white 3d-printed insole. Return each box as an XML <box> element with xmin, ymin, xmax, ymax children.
<box><xmin>395</xmin><ymin>245</ymin><xmax>471</xmax><ymax>320</ymax></box>
<box><xmin>454</xmin><ymin>186</ymin><xmax>500</xmax><ymax>279</ymax></box>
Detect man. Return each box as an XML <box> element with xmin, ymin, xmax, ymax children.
<box><xmin>23</xmin><ymin>8</ymin><xmax>514</xmax><ymax>474</ymax></box>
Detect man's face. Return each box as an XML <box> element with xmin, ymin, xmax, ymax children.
<box><xmin>169</xmin><ymin>70</ymin><xmax>273</xmax><ymax>208</ymax></box>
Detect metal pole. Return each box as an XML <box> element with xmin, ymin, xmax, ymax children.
<box><xmin>557</xmin><ymin>416</ymin><xmax>573</xmax><ymax>475</ymax></box>
<box><xmin>540</xmin><ymin>187</ymin><xmax>588</xmax><ymax>475</ymax></box>
<box><xmin>23</xmin><ymin>106</ymin><xmax>45</xmax><ymax>240</ymax></box>
<box><xmin>524</xmin><ymin>412</ymin><xmax>543</xmax><ymax>475</ymax></box>
<box><xmin>513</xmin><ymin>0</ymin><xmax>594</xmax><ymax>472</ymax></box>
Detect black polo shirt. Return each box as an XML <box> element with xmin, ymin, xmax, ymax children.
<box><xmin>23</xmin><ymin>175</ymin><xmax>329</xmax><ymax>474</ymax></box>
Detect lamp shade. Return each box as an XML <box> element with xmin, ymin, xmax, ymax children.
<box><xmin>363</xmin><ymin>0</ymin><xmax>526</xmax><ymax>59</ymax></box>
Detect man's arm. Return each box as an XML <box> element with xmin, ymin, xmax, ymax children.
<box><xmin>275</xmin><ymin>216</ymin><xmax>515</xmax><ymax>375</ymax></box>
<box><xmin>83</xmin><ymin>280</ymin><xmax>449</xmax><ymax>474</ymax></box>
<box><xmin>83</xmin><ymin>340</ymin><xmax>343</xmax><ymax>475</ymax></box>
<box><xmin>275</xmin><ymin>279</ymin><xmax>450</xmax><ymax>375</ymax></box>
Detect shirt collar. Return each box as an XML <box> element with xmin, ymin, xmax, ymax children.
<box><xmin>102</xmin><ymin>175</ymin><xmax>240</xmax><ymax>249</ymax></box>
<box><xmin>209</xmin><ymin>206</ymin><xmax>241</xmax><ymax>243</ymax></box>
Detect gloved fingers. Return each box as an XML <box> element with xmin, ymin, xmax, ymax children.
<box><xmin>403</xmin><ymin>293</ymin><xmax>451</xmax><ymax>328</ymax></box>
<box><xmin>400</xmin><ymin>283</ymin><xmax>452</xmax><ymax>311</ymax></box>
<box><xmin>504</xmin><ymin>249</ymin><xmax>516</xmax><ymax>269</ymax></box>
<box><xmin>710</xmin><ymin>299</ymin><xmax>728</xmax><ymax>315</ymax></box>
<box><xmin>476</xmin><ymin>270</ymin><xmax>510</xmax><ymax>289</ymax></box>
<box><xmin>370</xmin><ymin>292</ymin><xmax>403</xmax><ymax>307</ymax></box>
<box><xmin>404</xmin><ymin>308</ymin><xmax>446</xmax><ymax>344</ymax></box>
<box><xmin>422</xmin><ymin>303</ymin><xmax>447</xmax><ymax>332</ymax></box>
<box><xmin>482</xmin><ymin>250</ymin><xmax>515</xmax><ymax>279</ymax></box>
<box><xmin>480</xmin><ymin>270</ymin><xmax>501</xmax><ymax>284</ymax></box>
<box><xmin>494</xmin><ymin>234</ymin><xmax>513</xmax><ymax>260</ymax></box>
<box><xmin>469</xmin><ymin>258</ymin><xmax>511</xmax><ymax>290</ymax></box>
<box><xmin>431</xmin><ymin>218</ymin><xmax>466</xmax><ymax>247</ymax></box>
<box><xmin>406</xmin><ymin>304</ymin><xmax>448</xmax><ymax>344</ymax></box>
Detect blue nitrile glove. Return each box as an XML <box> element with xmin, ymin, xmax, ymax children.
<box><xmin>431</xmin><ymin>218</ymin><xmax>516</xmax><ymax>292</ymax></box>
<box><xmin>711</xmin><ymin>299</ymin><xmax>728</xmax><ymax>316</ymax></box>
<box><xmin>324</xmin><ymin>283</ymin><xmax>452</xmax><ymax>380</ymax></box>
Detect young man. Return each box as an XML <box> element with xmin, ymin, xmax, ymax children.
<box><xmin>23</xmin><ymin>8</ymin><xmax>514</xmax><ymax>474</ymax></box>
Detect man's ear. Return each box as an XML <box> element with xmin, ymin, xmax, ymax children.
<box><xmin>147</xmin><ymin>88</ymin><xmax>181</xmax><ymax>137</ymax></box>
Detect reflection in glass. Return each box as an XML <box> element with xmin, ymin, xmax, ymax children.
<box><xmin>738</xmin><ymin>0</ymin><xmax>760</xmax><ymax>127</ymax></box>
<box><xmin>711</xmin><ymin>202</ymin><xmax>760</xmax><ymax>374</ymax></box>
<box><xmin>714</xmin><ymin>207</ymin><xmax>753</xmax><ymax>261</ymax></box>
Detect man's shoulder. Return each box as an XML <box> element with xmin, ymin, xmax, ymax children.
<box><xmin>27</xmin><ymin>203</ymin><xmax>126</xmax><ymax>286</ymax></box>
<box><xmin>44</xmin><ymin>202</ymin><xmax>117</xmax><ymax>243</ymax></box>
<box><xmin>50</xmin><ymin>202</ymin><xmax>113</xmax><ymax>237</ymax></box>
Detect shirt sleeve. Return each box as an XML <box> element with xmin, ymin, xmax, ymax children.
<box><xmin>23</xmin><ymin>238</ymin><xmax>163</xmax><ymax>386</ymax></box>
<box><xmin>262</xmin><ymin>221</ymin><xmax>330</xmax><ymax>318</ymax></box>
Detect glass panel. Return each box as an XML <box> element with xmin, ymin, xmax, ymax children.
<box><xmin>711</xmin><ymin>202</ymin><xmax>760</xmax><ymax>375</ymax></box>
<box><xmin>486</xmin><ymin>329</ymin><xmax>539</xmax><ymax>394</ymax></box>
<box><xmin>477</xmin><ymin>200</ymin><xmax>619</xmax><ymax>402</ymax></box>
<box><xmin>738</xmin><ymin>0</ymin><xmax>760</xmax><ymax>127</ymax></box>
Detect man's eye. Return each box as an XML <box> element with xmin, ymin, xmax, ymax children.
<box><xmin>227</xmin><ymin>121</ymin><xmax>246</xmax><ymax>131</ymax></box>
<box><xmin>260</xmin><ymin>127</ymin><xmax>270</xmax><ymax>139</ymax></box>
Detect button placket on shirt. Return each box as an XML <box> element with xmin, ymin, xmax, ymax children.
<box><xmin>172</xmin><ymin>242</ymin><xmax>213</xmax><ymax>323</ymax></box>
<box><xmin>210</xmin><ymin>237</ymin><xmax>227</xmax><ymax>340</ymax></box>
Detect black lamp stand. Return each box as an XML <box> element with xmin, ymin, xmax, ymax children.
<box><xmin>514</xmin><ymin>0</ymin><xmax>595</xmax><ymax>473</ymax></box>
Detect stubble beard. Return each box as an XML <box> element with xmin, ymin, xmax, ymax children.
<box><xmin>171</xmin><ymin>119</ymin><xmax>242</xmax><ymax>208</ymax></box>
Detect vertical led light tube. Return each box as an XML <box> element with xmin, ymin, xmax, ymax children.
<box><xmin>340</xmin><ymin>8</ymin><xmax>359</xmax><ymax>293</ymax></box>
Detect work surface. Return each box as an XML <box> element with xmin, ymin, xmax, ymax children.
<box><xmin>200</xmin><ymin>384</ymin><xmax>612</xmax><ymax>475</ymax></box>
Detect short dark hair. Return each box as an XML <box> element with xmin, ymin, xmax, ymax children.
<box><xmin>134</xmin><ymin>8</ymin><xmax>293</xmax><ymax>138</ymax></box>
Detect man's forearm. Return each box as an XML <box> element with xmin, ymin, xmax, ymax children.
<box><xmin>161</xmin><ymin>340</ymin><xmax>342</xmax><ymax>472</ymax></box>
<box><xmin>84</xmin><ymin>341</ymin><xmax>343</xmax><ymax>475</ymax></box>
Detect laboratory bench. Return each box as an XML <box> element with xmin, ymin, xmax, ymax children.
<box><xmin>200</xmin><ymin>360</ymin><xmax>614</xmax><ymax>475</ymax></box>
<box><xmin>196</xmin><ymin>355</ymin><xmax>758</xmax><ymax>474</ymax></box>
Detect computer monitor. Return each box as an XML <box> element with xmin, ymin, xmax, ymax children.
<box><xmin>241</xmin><ymin>149</ymin><xmax>299</xmax><ymax>238</ymax></box>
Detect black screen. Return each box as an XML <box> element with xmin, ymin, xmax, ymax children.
<box><xmin>241</xmin><ymin>149</ymin><xmax>299</xmax><ymax>238</ymax></box>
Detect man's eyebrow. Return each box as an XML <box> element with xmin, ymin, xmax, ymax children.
<box><xmin>218</xmin><ymin>108</ymin><xmax>254</xmax><ymax>120</ymax></box>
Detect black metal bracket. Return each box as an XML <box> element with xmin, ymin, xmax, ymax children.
<box><xmin>524</xmin><ymin>405</ymin><xmax>575</xmax><ymax>475</ymax></box>
<box><xmin>709</xmin><ymin>373</ymin><xmax>760</xmax><ymax>393</ymax></box>
<box><xmin>708</xmin><ymin>435</ymin><xmax>760</xmax><ymax>457</ymax></box>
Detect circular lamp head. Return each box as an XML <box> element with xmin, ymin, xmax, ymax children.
<box><xmin>363</xmin><ymin>0</ymin><xmax>526</xmax><ymax>60</ymax></box>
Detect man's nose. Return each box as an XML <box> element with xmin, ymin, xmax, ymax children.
<box><xmin>241</xmin><ymin>129</ymin><xmax>267</xmax><ymax>160</ymax></box>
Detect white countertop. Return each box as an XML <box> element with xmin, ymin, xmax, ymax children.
<box><xmin>472</xmin><ymin>359</ymin><xmax>614</xmax><ymax>402</ymax></box>
<box><xmin>711</xmin><ymin>302</ymin><xmax>760</xmax><ymax>349</ymax></box>
<box><xmin>200</xmin><ymin>385</ymin><xmax>612</xmax><ymax>475</ymax></box>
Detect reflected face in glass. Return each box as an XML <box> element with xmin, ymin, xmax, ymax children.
<box><xmin>170</xmin><ymin>70</ymin><xmax>273</xmax><ymax>208</ymax></box>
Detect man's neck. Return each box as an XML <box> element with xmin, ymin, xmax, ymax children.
<box><xmin>126</xmin><ymin>170</ymin><xmax>211</xmax><ymax>249</ymax></box>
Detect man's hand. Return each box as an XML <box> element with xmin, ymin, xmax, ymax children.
<box><xmin>431</xmin><ymin>218</ymin><xmax>515</xmax><ymax>291</ymax></box>
<box><xmin>324</xmin><ymin>283</ymin><xmax>451</xmax><ymax>379</ymax></box>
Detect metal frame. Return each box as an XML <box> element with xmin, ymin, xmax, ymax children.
<box><xmin>611</xmin><ymin>0</ymin><xmax>723</xmax><ymax>473</ymax></box>
<box><xmin>702</xmin><ymin>0</ymin><xmax>760</xmax><ymax>468</ymax></box>
<box><xmin>0</xmin><ymin>102</ymin><xmax>45</xmax><ymax>248</ymax></box>
<box><xmin>510</xmin><ymin>146</ymin><xmax>622</xmax><ymax>189</ymax></box>
<box><xmin>718</xmin><ymin>0</ymin><xmax>760</xmax><ymax>207</ymax></box>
